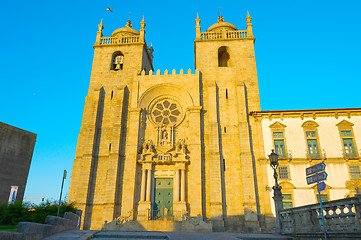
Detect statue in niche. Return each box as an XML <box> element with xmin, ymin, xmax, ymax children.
<box><xmin>142</xmin><ymin>139</ymin><xmax>154</xmax><ymax>154</ymax></box>
<box><xmin>176</xmin><ymin>139</ymin><xmax>187</xmax><ymax>154</ymax></box>
<box><xmin>162</xmin><ymin>130</ymin><xmax>168</xmax><ymax>140</ymax></box>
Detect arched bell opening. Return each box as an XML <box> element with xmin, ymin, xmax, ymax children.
<box><xmin>218</xmin><ymin>46</ymin><xmax>230</xmax><ymax>67</ymax></box>
<box><xmin>110</xmin><ymin>51</ymin><xmax>124</xmax><ymax>71</ymax></box>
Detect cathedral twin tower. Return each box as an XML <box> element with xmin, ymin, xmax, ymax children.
<box><xmin>68</xmin><ymin>12</ymin><xmax>273</xmax><ymax>232</ymax></box>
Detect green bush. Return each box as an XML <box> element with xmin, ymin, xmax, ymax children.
<box><xmin>0</xmin><ymin>201</ymin><xmax>76</xmax><ymax>225</ymax></box>
<box><xmin>0</xmin><ymin>201</ymin><xmax>31</xmax><ymax>225</ymax></box>
<box><xmin>31</xmin><ymin>200</ymin><xmax>76</xmax><ymax>224</ymax></box>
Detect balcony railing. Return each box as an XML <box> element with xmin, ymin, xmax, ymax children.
<box><xmin>279</xmin><ymin>196</ymin><xmax>361</xmax><ymax>235</ymax></box>
<box><xmin>144</xmin><ymin>209</ymin><xmax>188</xmax><ymax>221</ymax></box>
<box><xmin>100</xmin><ymin>36</ymin><xmax>140</xmax><ymax>45</ymax></box>
<box><xmin>200</xmin><ymin>30</ymin><xmax>248</xmax><ymax>40</ymax></box>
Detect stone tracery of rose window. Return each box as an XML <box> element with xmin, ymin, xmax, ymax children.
<box><xmin>151</xmin><ymin>99</ymin><xmax>182</xmax><ymax>125</ymax></box>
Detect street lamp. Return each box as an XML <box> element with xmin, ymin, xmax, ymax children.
<box><xmin>269</xmin><ymin>149</ymin><xmax>283</xmax><ymax>233</ymax></box>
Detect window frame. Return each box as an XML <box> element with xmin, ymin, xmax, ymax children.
<box><xmin>312</xmin><ymin>183</ymin><xmax>330</xmax><ymax>203</ymax></box>
<box><xmin>336</xmin><ymin>120</ymin><xmax>359</xmax><ymax>158</ymax></box>
<box><xmin>269</xmin><ymin>122</ymin><xmax>288</xmax><ymax>159</ymax></box>
<box><xmin>349</xmin><ymin>165</ymin><xmax>361</xmax><ymax>179</ymax></box>
<box><xmin>279</xmin><ymin>182</ymin><xmax>295</xmax><ymax>209</ymax></box>
<box><xmin>278</xmin><ymin>165</ymin><xmax>291</xmax><ymax>180</ymax></box>
<box><xmin>302</xmin><ymin>121</ymin><xmax>322</xmax><ymax>159</ymax></box>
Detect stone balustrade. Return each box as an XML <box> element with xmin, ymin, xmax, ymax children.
<box><xmin>280</xmin><ymin>196</ymin><xmax>361</xmax><ymax>235</ymax></box>
<box><xmin>200</xmin><ymin>30</ymin><xmax>248</xmax><ymax>40</ymax></box>
<box><xmin>100</xmin><ymin>36</ymin><xmax>140</xmax><ymax>45</ymax></box>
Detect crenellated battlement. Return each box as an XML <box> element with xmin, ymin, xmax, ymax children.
<box><xmin>137</xmin><ymin>68</ymin><xmax>200</xmax><ymax>76</ymax></box>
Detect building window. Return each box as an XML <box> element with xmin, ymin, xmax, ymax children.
<box><xmin>350</xmin><ymin>166</ymin><xmax>361</xmax><ymax>179</ymax></box>
<box><xmin>337</xmin><ymin>120</ymin><xmax>358</xmax><ymax>158</ymax></box>
<box><xmin>343</xmin><ymin>138</ymin><xmax>356</xmax><ymax>157</ymax></box>
<box><xmin>317</xmin><ymin>194</ymin><xmax>328</xmax><ymax>203</ymax></box>
<box><xmin>218</xmin><ymin>46</ymin><xmax>230</xmax><ymax>67</ymax></box>
<box><xmin>269</xmin><ymin>122</ymin><xmax>288</xmax><ymax>159</ymax></box>
<box><xmin>274</xmin><ymin>132</ymin><xmax>286</xmax><ymax>158</ymax></box>
<box><xmin>302</xmin><ymin>121</ymin><xmax>321</xmax><ymax>158</ymax></box>
<box><xmin>278</xmin><ymin>166</ymin><xmax>290</xmax><ymax>179</ymax></box>
<box><xmin>282</xmin><ymin>194</ymin><xmax>293</xmax><ymax>209</ymax></box>
<box><xmin>306</xmin><ymin>135</ymin><xmax>320</xmax><ymax>158</ymax></box>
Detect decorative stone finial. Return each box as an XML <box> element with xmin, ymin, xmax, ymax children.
<box><xmin>126</xmin><ymin>20</ymin><xmax>132</xmax><ymax>28</ymax></box>
<box><xmin>195</xmin><ymin>13</ymin><xmax>201</xmax><ymax>39</ymax></box>
<box><xmin>195</xmin><ymin>12</ymin><xmax>201</xmax><ymax>26</ymax></box>
<box><xmin>98</xmin><ymin>19</ymin><xmax>104</xmax><ymax>32</ymax></box>
<box><xmin>246</xmin><ymin>10</ymin><xmax>252</xmax><ymax>23</ymax></box>
<box><xmin>246</xmin><ymin>10</ymin><xmax>253</xmax><ymax>38</ymax></box>
<box><xmin>140</xmin><ymin>15</ymin><xmax>146</xmax><ymax>29</ymax></box>
<box><xmin>218</xmin><ymin>15</ymin><xmax>224</xmax><ymax>23</ymax></box>
<box><xmin>96</xmin><ymin>19</ymin><xmax>104</xmax><ymax>44</ymax></box>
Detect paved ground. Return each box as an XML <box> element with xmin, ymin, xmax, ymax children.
<box><xmin>42</xmin><ymin>230</ymin><xmax>292</xmax><ymax>240</ymax></box>
<box><xmin>42</xmin><ymin>230</ymin><xmax>96</xmax><ymax>240</ymax></box>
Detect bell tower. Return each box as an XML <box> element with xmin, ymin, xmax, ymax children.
<box><xmin>193</xmin><ymin>12</ymin><xmax>270</xmax><ymax>231</ymax></box>
<box><xmin>68</xmin><ymin>18</ymin><xmax>154</xmax><ymax>229</ymax></box>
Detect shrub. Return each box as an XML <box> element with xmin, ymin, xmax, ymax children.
<box><xmin>0</xmin><ymin>201</ymin><xmax>77</xmax><ymax>225</ymax></box>
<box><xmin>0</xmin><ymin>201</ymin><xmax>31</xmax><ymax>225</ymax></box>
<box><xmin>31</xmin><ymin>201</ymin><xmax>76</xmax><ymax>224</ymax></box>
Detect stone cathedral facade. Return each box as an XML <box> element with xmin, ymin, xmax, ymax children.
<box><xmin>68</xmin><ymin>13</ymin><xmax>278</xmax><ymax>231</ymax></box>
<box><xmin>68</xmin><ymin>11</ymin><xmax>361</xmax><ymax>232</ymax></box>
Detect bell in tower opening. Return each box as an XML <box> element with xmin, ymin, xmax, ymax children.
<box><xmin>113</xmin><ymin>54</ymin><xmax>124</xmax><ymax>70</ymax></box>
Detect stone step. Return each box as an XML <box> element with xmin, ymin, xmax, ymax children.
<box><xmin>93</xmin><ymin>231</ymin><xmax>293</xmax><ymax>240</ymax></box>
<box><xmin>94</xmin><ymin>231</ymin><xmax>168</xmax><ymax>239</ymax></box>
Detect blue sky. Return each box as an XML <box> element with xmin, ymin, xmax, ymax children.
<box><xmin>0</xmin><ymin>0</ymin><xmax>360</xmax><ymax>204</ymax></box>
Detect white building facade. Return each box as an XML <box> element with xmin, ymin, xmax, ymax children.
<box><xmin>251</xmin><ymin>108</ymin><xmax>361</xmax><ymax>216</ymax></box>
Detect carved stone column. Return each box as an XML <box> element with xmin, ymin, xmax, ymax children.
<box><xmin>137</xmin><ymin>163</ymin><xmax>152</xmax><ymax>220</ymax></box>
<box><xmin>173</xmin><ymin>163</ymin><xmax>187</xmax><ymax>218</ymax></box>
<box><xmin>174</xmin><ymin>169</ymin><xmax>180</xmax><ymax>202</ymax></box>
<box><xmin>140</xmin><ymin>168</ymin><xmax>146</xmax><ymax>201</ymax></box>
<box><xmin>146</xmin><ymin>169</ymin><xmax>152</xmax><ymax>201</ymax></box>
<box><xmin>181</xmin><ymin>168</ymin><xmax>186</xmax><ymax>202</ymax></box>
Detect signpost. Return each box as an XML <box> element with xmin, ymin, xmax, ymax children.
<box><xmin>57</xmin><ymin>170</ymin><xmax>67</xmax><ymax>217</ymax></box>
<box><xmin>306</xmin><ymin>171</ymin><xmax>328</xmax><ymax>185</ymax></box>
<box><xmin>317</xmin><ymin>181</ymin><xmax>326</xmax><ymax>192</ymax></box>
<box><xmin>306</xmin><ymin>162</ymin><xmax>328</xmax><ymax>240</ymax></box>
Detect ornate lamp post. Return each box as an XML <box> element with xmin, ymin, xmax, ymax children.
<box><xmin>269</xmin><ymin>149</ymin><xmax>283</xmax><ymax>233</ymax></box>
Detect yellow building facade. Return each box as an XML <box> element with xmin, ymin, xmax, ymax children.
<box><xmin>68</xmin><ymin>13</ymin><xmax>274</xmax><ymax>231</ymax></box>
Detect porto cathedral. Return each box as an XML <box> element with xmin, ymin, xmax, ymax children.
<box><xmin>68</xmin><ymin>12</ymin><xmax>361</xmax><ymax>232</ymax></box>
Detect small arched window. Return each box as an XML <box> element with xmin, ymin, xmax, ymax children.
<box><xmin>111</xmin><ymin>51</ymin><xmax>124</xmax><ymax>71</ymax></box>
<box><xmin>218</xmin><ymin>46</ymin><xmax>230</xmax><ymax>67</ymax></box>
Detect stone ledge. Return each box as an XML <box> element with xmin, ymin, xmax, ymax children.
<box><xmin>0</xmin><ymin>211</ymin><xmax>81</xmax><ymax>240</ymax></box>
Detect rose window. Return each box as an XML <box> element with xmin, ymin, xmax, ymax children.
<box><xmin>151</xmin><ymin>99</ymin><xmax>181</xmax><ymax>125</ymax></box>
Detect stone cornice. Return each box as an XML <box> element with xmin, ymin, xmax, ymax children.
<box><xmin>250</xmin><ymin>108</ymin><xmax>361</xmax><ymax>120</ymax></box>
